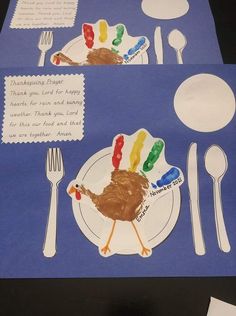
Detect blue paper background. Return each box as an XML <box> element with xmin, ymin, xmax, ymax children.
<box><xmin>0</xmin><ymin>0</ymin><xmax>222</xmax><ymax>66</ymax></box>
<box><xmin>0</xmin><ymin>64</ymin><xmax>236</xmax><ymax>278</ymax></box>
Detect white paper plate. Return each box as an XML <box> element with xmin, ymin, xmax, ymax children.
<box><xmin>141</xmin><ymin>0</ymin><xmax>189</xmax><ymax>20</ymax></box>
<box><xmin>70</xmin><ymin>148</ymin><xmax>181</xmax><ymax>255</ymax></box>
<box><xmin>174</xmin><ymin>73</ymin><xmax>236</xmax><ymax>132</ymax></box>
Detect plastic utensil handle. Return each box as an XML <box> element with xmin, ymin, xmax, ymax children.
<box><xmin>190</xmin><ymin>200</ymin><xmax>206</xmax><ymax>255</ymax></box>
<box><xmin>176</xmin><ymin>50</ymin><xmax>183</xmax><ymax>64</ymax></box>
<box><xmin>43</xmin><ymin>184</ymin><xmax>58</xmax><ymax>257</ymax></box>
<box><xmin>213</xmin><ymin>179</ymin><xmax>231</xmax><ymax>252</ymax></box>
<box><xmin>38</xmin><ymin>51</ymin><xmax>46</xmax><ymax>67</ymax></box>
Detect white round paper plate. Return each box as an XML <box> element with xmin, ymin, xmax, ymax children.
<box><xmin>174</xmin><ymin>73</ymin><xmax>235</xmax><ymax>132</ymax></box>
<box><xmin>141</xmin><ymin>0</ymin><xmax>189</xmax><ymax>20</ymax></box>
<box><xmin>71</xmin><ymin>148</ymin><xmax>181</xmax><ymax>255</ymax></box>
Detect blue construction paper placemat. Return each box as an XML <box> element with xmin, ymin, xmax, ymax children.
<box><xmin>0</xmin><ymin>0</ymin><xmax>222</xmax><ymax>67</ymax></box>
<box><xmin>0</xmin><ymin>64</ymin><xmax>236</xmax><ymax>278</ymax></box>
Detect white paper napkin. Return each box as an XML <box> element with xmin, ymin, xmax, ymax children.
<box><xmin>207</xmin><ymin>297</ymin><xmax>236</xmax><ymax>316</ymax></box>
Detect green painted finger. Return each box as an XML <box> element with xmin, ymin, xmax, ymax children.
<box><xmin>143</xmin><ymin>140</ymin><xmax>164</xmax><ymax>172</ymax></box>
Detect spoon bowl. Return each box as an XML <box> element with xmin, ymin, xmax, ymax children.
<box><xmin>205</xmin><ymin>145</ymin><xmax>228</xmax><ymax>179</ymax></box>
<box><xmin>168</xmin><ymin>29</ymin><xmax>186</xmax><ymax>50</ymax></box>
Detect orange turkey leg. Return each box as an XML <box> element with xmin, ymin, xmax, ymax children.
<box><xmin>101</xmin><ymin>220</ymin><xmax>116</xmax><ymax>255</ymax></box>
<box><xmin>131</xmin><ymin>221</ymin><xmax>151</xmax><ymax>256</ymax></box>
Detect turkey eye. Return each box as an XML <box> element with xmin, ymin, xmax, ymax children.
<box><xmin>75</xmin><ymin>184</ymin><xmax>79</xmax><ymax>188</ymax></box>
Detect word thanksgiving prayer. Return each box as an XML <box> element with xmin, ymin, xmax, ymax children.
<box><xmin>2</xmin><ymin>74</ymin><xmax>85</xmax><ymax>143</ymax></box>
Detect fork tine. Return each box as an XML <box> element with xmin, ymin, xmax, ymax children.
<box><xmin>44</xmin><ymin>32</ymin><xmax>50</xmax><ymax>45</ymax></box>
<box><xmin>58</xmin><ymin>148</ymin><xmax>63</xmax><ymax>171</ymax></box>
<box><xmin>47</xmin><ymin>148</ymin><xmax>55</xmax><ymax>172</ymax></box>
<box><xmin>47</xmin><ymin>148</ymin><xmax>52</xmax><ymax>171</ymax></box>
<box><xmin>48</xmin><ymin>31</ymin><xmax>53</xmax><ymax>45</ymax></box>
<box><xmin>39</xmin><ymin>31</ymin><xmax>45</xmax><ymax>45</ymax></box>
<box><xmin>46</xmin><ymin>147</ymin><xmax>64</xmax><ymax>185</ymax></box>
<box><xmin>38</xmin><ymin>31</ymin><xmax>53</xmax><ymax>46</ymax></box>
<box><xmin>51</xmin><ymin>148</ymin><xmax>58</xmax><ymax>172</ymax></box>
<box><xmin>55</xmin><ymin>148</ymin><xmax>62</xmax><ymax>171</ymax></box>
<box><xmin>51</xmin><ymin>148</ymin><xmax>56</xmax><ymax>171</ymax></box>
<box><xmin>44</xmin><ymin>31</ymin><xmax>53</xmax><ymax>45</ymax></box>
<box><xmin>47</xmin><ymin>148</ymin><xmax>63</xmax><ymax>172</ymax></box>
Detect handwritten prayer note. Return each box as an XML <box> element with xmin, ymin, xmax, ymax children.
<box><xmin>2</xmin><ymin>74</ymin><xmax>85</xmax><ymax>143</ymax></box>
<box><xmin>10</xmin><ymin>0</ymin><xmax>78</xmax><ymax>29</ymax></box>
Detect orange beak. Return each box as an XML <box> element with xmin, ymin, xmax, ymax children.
<box><xmin>68</xmin><ymin>186</ymin><xmax>77</xmax><ymax>195</ymax></box>
<box><xmin>68</xmin><ymin>185</ymin><xmax>81</xmax><ymax>200</ymax></box>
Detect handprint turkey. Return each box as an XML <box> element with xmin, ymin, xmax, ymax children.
<box><xmin>67</xmin><ymin>129</ymin><xmax>184</xmax><ymax>257</ymax></box>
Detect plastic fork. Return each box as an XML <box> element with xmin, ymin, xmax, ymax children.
<box><xmin>38</xmin><ymin>31</ymin><xmax>53</xmax><ymax>67</ymax></box>
<box><xmin>43</xmin><ymin>148</ymin><xmax>64</xmax><ymax>257</ymax></box>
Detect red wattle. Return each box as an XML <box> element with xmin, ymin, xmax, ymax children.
<box><xmin>75</xmin><ymin>190</ymin><xmax>81</xmax><ymax>200</ymax></box>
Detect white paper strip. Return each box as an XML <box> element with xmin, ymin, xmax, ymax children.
<box><xmin>207</xmin><ymin>297</ymin><xmax>236</xmax><ymax>316</ymax></box>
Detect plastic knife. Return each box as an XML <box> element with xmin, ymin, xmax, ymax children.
<box><xmin>187</xmin><ymin>142</ymin><xmax>206</xmax><ymax>255</ymax></box>
<box><xmin>154</xmin><ymin>26</ymin><xmax>163</xmax><ymax>64</ymax></box>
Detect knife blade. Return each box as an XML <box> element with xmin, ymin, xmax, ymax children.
<box><xmin>187</xmin><ymin>142</ymin><xmax>206</xmax><ymax>255</ymax></box>
<box><xmin>154</xmin><ymin>26</ymin><xmax>163</xmax><ymax>64</ymax></box>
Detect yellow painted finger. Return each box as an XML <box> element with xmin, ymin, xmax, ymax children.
<box><xmin>129</xmin><ymin>130</ymin><xmax>147</xmax><ymax>172</ymax></box>
<box><xmin>99</xmin><ymin>20</ymin><xmax>108</xmax><ymax>43</ymax></box>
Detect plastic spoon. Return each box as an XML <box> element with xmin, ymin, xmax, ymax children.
<box><xmin>205</xmin><ymin>145</ymin><xmax>231</xmax><ymax>253</ymax></box>
<box><xmin>168</xmin><ymin>29</ymin><xmax>187</xmax><ymax>64</ymax></box>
